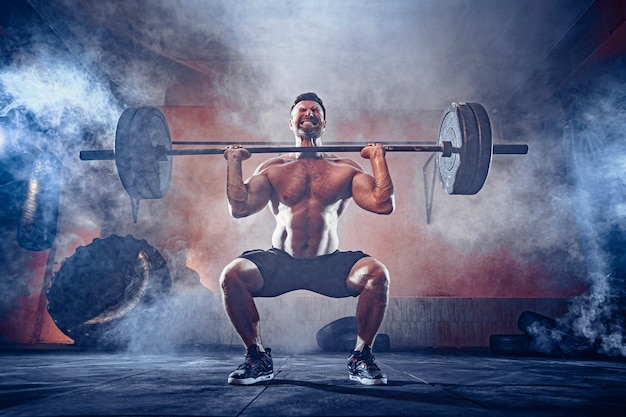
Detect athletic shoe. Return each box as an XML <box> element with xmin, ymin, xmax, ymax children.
<box><xmin>347</xmin><ymin>345</ymin><xmax>387</xmax><ymax>385</ymax></box>
<box><xmin>228</xmin><ymin>345</ymin><xmax>274</xmax><ymax>385</ymax></box>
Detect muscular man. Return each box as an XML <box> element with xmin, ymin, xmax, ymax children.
<box><xmin>220</xmin><ymin>92</ymin><xmax>394</xmax><ymax>386</ymax></box>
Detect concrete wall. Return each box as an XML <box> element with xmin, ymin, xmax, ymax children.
<box><xmin>160</xmin><ymin>293</ymin><xmax>571</xmax><ymax>352</ymax></box>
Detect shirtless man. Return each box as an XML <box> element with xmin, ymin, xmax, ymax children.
<box><xmin>220</xmin><ymin>92</ymin><xmax>394</xmax><ymax>385</ymax></box>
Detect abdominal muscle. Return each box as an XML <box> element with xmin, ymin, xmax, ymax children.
<box><xmin>271</xmin><ymin>200</ymin><xmax>342</xmax><ymax>259</ymax></box>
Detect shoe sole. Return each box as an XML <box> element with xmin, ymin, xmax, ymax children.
<box><xmin>349</xmin><ymin>374</ymin><xmax>388</xmax><ymax>385</ymax></box>
<box><xmin>228</xmin><ymin>372</ymin><xmax>274</xmax><ymax>385</ymax></box>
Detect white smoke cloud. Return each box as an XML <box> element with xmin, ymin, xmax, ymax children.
<box><xmin>524</xmin><ymin>59</ymin><xmax>626</xmax><ymax>357</ymax></box>
<box><xmin>1</xmin><ymin>0</ymin><xmax>608</xmax><ymax>351</ymax></box>
<box><xmin>2</xmin><ymin>58</ymin><xmax>113</xmax><ymax>131</ymax></box>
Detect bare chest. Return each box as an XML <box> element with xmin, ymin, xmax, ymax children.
<box><xmin>268</xmin><ymin>158</ymin><xmax>354</xmax><ymax>206</ymax></box>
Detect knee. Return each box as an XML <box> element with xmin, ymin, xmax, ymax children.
<box><xmin>219</xmin><ymin>261</ymin><xmax>244</xmax><ymax>294</ymax></box>
<box><xmin>366</xmin><ymin>260</ymin><xmax>390</xmax><ymax>291</ymax></box>
<box><xmin>219</xmin><ymin>264</ymin><xmax>237</xmax><ymax>294</ymax></box>
<box><xmin>350</xmin><ymin>258</ymin><xmax>390</xmax><ymax>293</ymax></box>
<box><xmin>219</xmin><ymin>259</ymin><xmax>262</xmax><ymax>295</ymax></box>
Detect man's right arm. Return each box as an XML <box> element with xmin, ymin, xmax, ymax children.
<box><xmin>224</xmin><ymin>148</ymin><xmax>273</xmax><ymax>218</ymax></box>
<box><xmin>351</xmin><ymin>144</ymin><xmax>395</xmax><ymax>215</ymax></box>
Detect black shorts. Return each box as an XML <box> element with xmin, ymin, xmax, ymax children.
<box><xmin>238</xmin><ymin>248</ymin><xmax>369</xmax><ymax>298</ymax></box>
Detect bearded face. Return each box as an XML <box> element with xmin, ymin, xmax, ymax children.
<box><xmin>289</xmin><ymin>100</ymin><xmax>326</xmax><ymax>142</ymax></box>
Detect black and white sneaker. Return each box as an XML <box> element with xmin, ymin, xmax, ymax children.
<box><xmin>228</xmin><ymin>345</ymin><xmax>274</xmax><ymax>385</ymax></box>
<box><xmin>347</xmin><ymin>345</ymin><xmax>387</xmax><ymax>385</ymax></box>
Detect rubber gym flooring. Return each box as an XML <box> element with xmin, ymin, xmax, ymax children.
<box><xmin>1</xmin><ymin>345</ymin><xmax>625</xmax><ymax>416</ymax></box>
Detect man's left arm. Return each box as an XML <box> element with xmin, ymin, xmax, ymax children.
<box><xmin>351</xmin><ymin>143</ymin><xmax>395</xmax><ymax>215</ymax></box>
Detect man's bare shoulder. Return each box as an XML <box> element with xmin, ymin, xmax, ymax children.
<box><xmin>323</xmin><ymin>154</ymin><xmax>365</xmax><ymax>171</ymax></box>
<box><xmin>253</xmin><ymin>155</ymin><xmax>294</xmax><ymax>174</ymax></box>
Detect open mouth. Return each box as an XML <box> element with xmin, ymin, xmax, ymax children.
<box><xmin>300</xmin><ymin>116</ymin><xmax>319</xmax><ymax>127</ymax></box>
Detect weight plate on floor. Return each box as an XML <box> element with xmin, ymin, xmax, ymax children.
<box><xmin>489</xmin><ymin>334</ymin><xmax>531</xmax><ymax>355</ymax></box>
<box><xmin>517</xmin><ymin>310</ymin><xmax>558</xmax><ymax>335</ymax></box>
<box><xmin>316</xmin><ymin>316</ymin><xmax>357</xmax><ymax>352</ymax></box>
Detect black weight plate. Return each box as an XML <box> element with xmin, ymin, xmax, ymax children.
<box><xmin>115</xmin><ymin>107</ymin><xmax>172</xmax><ymax>200</ymax></box>
<box><xmin>517</xmin><ymin>310</ymin><xmax>558</xmax><ymax>335</ymax></box>
<box><xmin>465</xmin><ymin>103</ymin><xmax>492</xmax><ymax>194</ymax></box>
<box><xmin>316</xmin><ymin>316</ymin><xmax>357</xmax><ymax>352</ymax></box>
<box><xmin>316</xmin><ymin>316</ymin><xmax>391</xmax><ymax>352</ymax></box>
<box><xmin>437</xmin><ymin>102</ymin><xmax>492</xmax><ymax>195</ymax></box>
<box><xmin>489</xmin><ymin>334</ymin><xmax>531</xmax><ymax>355</ymax></box>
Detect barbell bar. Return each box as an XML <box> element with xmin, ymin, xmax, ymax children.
<box><xmin>80</xmin><ymin>143</ymin><xmax>527</xmax><ymax>161</ymax></box>
<box><xmin>79</xmin><ymin>103</ymin><xmax>528</xmax><ymax>222</ymax></box>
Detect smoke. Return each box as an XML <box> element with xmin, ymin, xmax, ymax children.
<box><xmin>0</xmin><ymin>11</ymin><xmax>107</xmax><ymax>324</ymax></box>
<box><xmin>559</xmin><ymin>63</ymin><xmax>626</xmax><ymax>357</ymax></box>
<box><xmin>182</xmin><ymin>0</ymin><xmax>591</xmax><ymax>296</ymax></box>
<box><xmin>0</xmin><ymin>1</ymin><xmax>183</xmax><ymax>339</ymax></box>
<box><xmin>162</xmin><ymin>0</ymin><xmax>593</xmax><ymax>299</ymax></box>
<box><xmin>0</xmin><ymin>54</ymin><xmax>117</xmax><ymax>142</ymax></box>
<box><xmin>113</xmin><ymin>0</ymin><xmax>592</xmax><ymax>140</ymax></box>
<box><xmin>0</xmin><ymin>0</ymin><xmax>604</xmax><ymax>351</ymax></box>
<box><xmin>524</xmin><ymin>58</ymin><xmax>626</xmax><ymax>357</ymax></box>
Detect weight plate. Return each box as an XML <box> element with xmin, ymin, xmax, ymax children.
<box><xmin>466</xmin><ymin>103</ymin><xmax>493</xmax><ymax>194</ymax></box>
<box><xmin>517</xmin><ymin>310</ymin><xmax>558</xmax><ymax>335</ymax></box>
<box><xmin>437</xmin><ymin>103</ymin><xmax>463</xmax><ymax>194</ymax></box>
<box><xmin>489</xmin><ymin>334</ymin><xmax>531</xmax><ymax>355</ymax></box>
<box><xmin>436</xmin><ymin>102</ymin><xmax>492</xmax><ymax>195</ymax></box>
<box><xmin>315</xmin><ymin>316</ymin><xmax>391</xmax><ymax>352</ymax></box>
<box><xmin>316</xmin><ymin>316</ymin><xmax>357</xmax><ymax>352</ymax></box>
<box><xmin>115</xmin><ymin>107</ymin><xmax>172</xmax><ymax>200</ymax></box>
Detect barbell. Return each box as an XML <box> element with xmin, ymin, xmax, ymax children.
<box><xmin>79</xmin><ymin>102</ymin><xmax>528</xmax><ymax>222</ymax></box>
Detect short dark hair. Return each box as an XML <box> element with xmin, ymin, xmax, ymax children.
<box><xmin>291</xmin><ymin>92</ymin><xmax>326</xmax><ymax>118</ymax></box>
